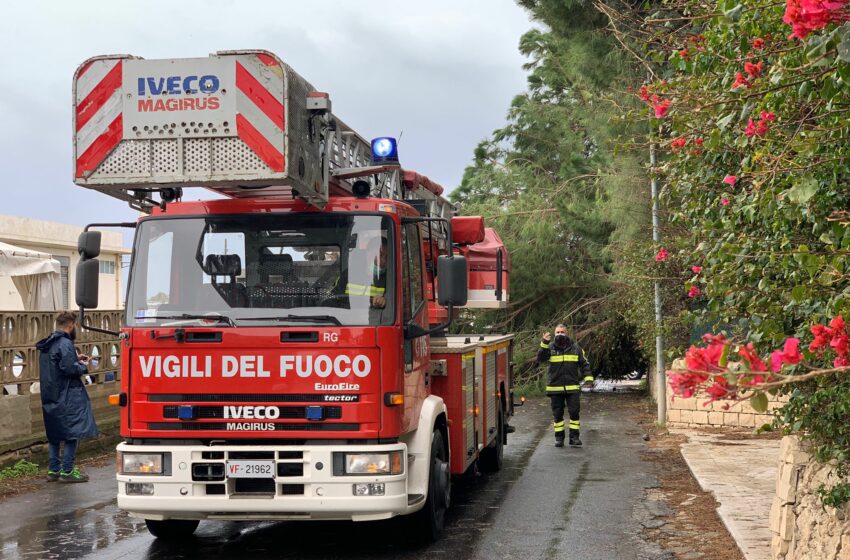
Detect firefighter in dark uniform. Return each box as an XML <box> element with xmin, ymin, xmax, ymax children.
<box><xmin>336</xmin><ymin>236</ymin><xmax>387</xmax><ymax>309</ymax></box>
<box><xmin>537</xmin><ymin>323</ymin><xmax>593</xmax><ymax>447</ymax></box>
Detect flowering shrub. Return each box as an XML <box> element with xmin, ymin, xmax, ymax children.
<box><xmin>668</xmin><ymin>317</ymin><xmax>849</xmax><ymax>415</ymax></box>
<box><xmin>607</xmin><ymin>0</ymin><xmax>850</xmax><ymax>504</ymax></box>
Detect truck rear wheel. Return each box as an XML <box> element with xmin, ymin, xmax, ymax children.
<box><xmin>411</xmin><ymin>429</ymin><xmax>450</xmax><ymax>542</ymax></box>
<box><xmin>479</xmin><ymin>404</ymin><xmax>504</xmax><ymax>472</ymax></box>
<box><xmin>145</xmin><ymin>519</ymin><xmax>200</xmax><ymax>539</ymax></box>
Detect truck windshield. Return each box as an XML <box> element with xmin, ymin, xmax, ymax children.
<box><xmin>126</xmin><ymin>213</ymin><xmax>395</xmax><ymax>327</ymax></box>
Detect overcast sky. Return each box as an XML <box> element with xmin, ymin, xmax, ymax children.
<box><xmin>0</xmin><ymin>1</ymin><xmax>532</xmax><ymax>232</ymax></box>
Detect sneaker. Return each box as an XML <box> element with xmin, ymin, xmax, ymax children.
<box><xmin>59</xmin><ymin>467</ymin><xmax>89</xmax><ymax>483</ymax></box>
<box><xmin>555</xmin><ymin>439</ymin><xmax>565</xmax><ymax>448</ymax></box>
<box><xmin>46</xmin><ymin>470</ymin><xmax>61</xmax><ymax>482</ymax></box>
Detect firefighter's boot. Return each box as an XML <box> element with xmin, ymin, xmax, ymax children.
<box><xmin>554</xmin><ymin>420</ymin><xmax>566</xmax><ymax>447</ymax></box>
<box><xmin>569</xmin><ymin>428</ymin><xmax>582</xmax><ymax>447</ymax></box>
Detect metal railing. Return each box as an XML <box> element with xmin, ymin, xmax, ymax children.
<box><xmin>0</xmin><ymin>310</ymin><xmax>123</xmax><ymax>396</ymax></box>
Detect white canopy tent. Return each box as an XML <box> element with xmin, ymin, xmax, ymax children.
<box><xmin>0</xmin><ymin>241</ymin><xmax>63</xmax><ymax>311</ymax></box>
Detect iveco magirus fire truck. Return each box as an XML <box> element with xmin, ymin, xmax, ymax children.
<box><xmin>71</xmin><ymin>50</ymin><xmax>515</xmax><ymax>541</ymax></box>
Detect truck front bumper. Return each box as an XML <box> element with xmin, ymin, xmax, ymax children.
<box><xmin>116</xmin><ymin>442</ymin><xmax>415</xmax><ymax>522</ymax></box>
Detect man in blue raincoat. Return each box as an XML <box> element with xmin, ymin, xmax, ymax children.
<box><xmin>36</xmin><ymin>311</ymin><xmax>98</xmax><ymax>482</ymax></box>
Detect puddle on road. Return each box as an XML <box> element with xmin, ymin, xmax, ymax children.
<box><xmin>0</xmin><ymin>499</ymin><xmax>146</xmax><ymax>560</ymax></box>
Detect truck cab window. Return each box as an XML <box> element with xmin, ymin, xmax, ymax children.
<box><xmin>144</xmin><ymin>231</ymin><xmax>173</xmax><ymax>308</ymax></box>
<box><xmin>127</xmin><ymin>214</ymin><xmax>394</xmax><ymax>327</ymax></box>
<box><xmin>402</xmin><ymin>223</ymin><xmax>424</xmax><ymax>322</ymax></box>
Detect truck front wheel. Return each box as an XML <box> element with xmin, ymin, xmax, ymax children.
<box><xmin>145</xmin><ymin>519</ymin><xmax>200</xmax><ymax>540</ymax></box>
<box><xmin>478</xmin><ymin>403</ymin><xmax>504</xmax><ymax>472</ymax></box>
<box><xmin>411</xmin><ymin>429</ymin><xmax>450</xmax><ymax>542</ymax></box>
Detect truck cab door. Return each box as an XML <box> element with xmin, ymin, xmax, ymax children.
<box><xmin>402</xmin><ymin>223</ymin><xmax>429</xmax><ymax>374</ymax></box>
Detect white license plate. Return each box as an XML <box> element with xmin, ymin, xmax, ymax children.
<box><xmin>225</xmin><ymin>460</ymin><xmax>275</xmax><ymax>478</ymax></box>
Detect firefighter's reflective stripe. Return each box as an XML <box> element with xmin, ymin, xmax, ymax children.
<box><xmin>540</xmin><ymin>341</ymin><xmax>550</xmax><ymax>349</ymax></box>
<box><xmin>546</xmin><ymin>385</ymin><xmax>582</xmax><ymax>392</ymax></box>
<box><xmin>344</xmin><ymin>283</ymin><xmax>385</xmax><ymax>296</ymax></box>
<box><xmin>583</xmin><ymin>375</ymin><xmax>594</xmax><ymax>382</ymax></box>
<box><xmin>549</xmin><ymin>354</ymin><xmax>579</xmax><ymax>363</ymax></box>
<box><xmin>553</xmin><ymin>420</ymin><xmax>566</xmax><ymax>433</ymax></box>
<box><xmin>569</xmin><ymin>420</ymin><xmax>580</xmax><ymax>429</ymax></box>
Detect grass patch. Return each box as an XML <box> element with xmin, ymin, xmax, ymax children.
<box><xmin>0</xmin><ymin>460</ymin><xmax>39</xmax><ymax>481</ymax></box>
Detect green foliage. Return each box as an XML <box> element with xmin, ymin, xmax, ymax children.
<box><xmin>453</xmin><ymin>0</ymin><xmax>650</xmax><ymax>382</ymax></box>
<box><xmin>0</xmin><ymin>460</ymin><xmax>39</xmax><ymax>480</ymax></box>
<box><xmin>819</xmin><ymin>482</ymin><xmax>850</xmax><ymax>509</ymax></box>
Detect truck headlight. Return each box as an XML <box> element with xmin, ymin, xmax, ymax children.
<box><xmin>120</xmin><ymin>452</ymin><xmax>164</xmax><ymax>474</ymax></box>
<box><xmin>344</xmin><ymin>451</ymin><xmax>403</xmax><ymax>475</ymax></box>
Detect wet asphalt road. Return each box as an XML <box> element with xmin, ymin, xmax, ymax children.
<box><xmin>0</xmin><ymin>392</ymin><xmax>662</xmax><ymax>560</ymax></box>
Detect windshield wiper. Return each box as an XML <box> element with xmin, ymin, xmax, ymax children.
<box><xmin>236</xmin><ymin>314</ymin><xmax>342</xmax><ymax>326</ymax></box>
<box><xmin>153</xmin><ymin>313</ymin><xmax>237</xmax><ymax>327</ymax></box>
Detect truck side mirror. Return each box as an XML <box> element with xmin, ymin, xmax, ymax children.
<box><xmin>437</xmin><ymin>255</ymin><xmax>468</xmax><ymax>307</ymax></box>
<box><xmin>75</xmin><ymin>259</ymin><xmax>100</xmax><ymax>308</ymax></box>
<box><xmin>77</xmin><ymin>231</ymin><xmax>102</xmax><ymax>260</ymax></box>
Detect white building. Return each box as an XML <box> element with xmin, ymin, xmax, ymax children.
<box><xmin>0</xmin><ymin>215</ymin><xmax>130</xmax><ymax>310</ymax></box>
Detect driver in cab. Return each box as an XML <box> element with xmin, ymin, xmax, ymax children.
<box><xmin>344</xmin><ymin>236</ymin><xmax>388</xmax><ymax>309</ymax></box>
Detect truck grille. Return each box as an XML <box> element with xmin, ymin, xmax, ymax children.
<box><xmin>162</xmin><ymin>405</ymin><xmax>343</xmax><ymax>420</ymax></box>
<box><xmin>149</xmin><ymin>393</ymin><xmax>360</xmax><ymax>403</ymax></box>
<box><xmin>147</xmin><ymin>422</ymin><xmax>360</xmax><ymax>431</ymax></box>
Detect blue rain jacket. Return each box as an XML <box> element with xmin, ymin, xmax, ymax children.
<box><xmin>36</xmin><ymin>331</ymin><xmax>98</xmax><ymax>442</ymax></box>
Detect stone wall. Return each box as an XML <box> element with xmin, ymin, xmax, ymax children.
<box><xmin>770</xmin><ymin>435</ymin><xmax>850</xmax><ymax>559</ymax></box>
<box><xmin>666</xmin><ymin>392</ymin><xmax>783</xmax><ymax>429</ymax></box>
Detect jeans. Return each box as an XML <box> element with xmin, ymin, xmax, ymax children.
<box><xmin>48</xmin><ymin>440</ymin><xmax>79</xmax><ymax>473</ymax></box>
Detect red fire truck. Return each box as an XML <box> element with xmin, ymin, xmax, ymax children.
<box><xmin>72</xmin><ymin>50</ymin><xmax>515</xmax><ymax>541</ymax></box>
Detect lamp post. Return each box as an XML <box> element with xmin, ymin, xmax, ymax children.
<box><xmin>650</xmin><ymin>130</ymin><xmax>666</xmax><ymax>425</ymax></box>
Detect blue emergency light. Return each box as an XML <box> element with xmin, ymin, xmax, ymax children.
<box><xmin>305</xmin><ymin>406</ymin><xmax>324</xmax><ymax>421</ymax></box>
<box><xmin>177</xmin><ymin>405</ymin><xmax>197</xmax><ymax>420</ymax></box>
<box><xmin>370</xmin><ymin>137</ymin><xmax>399</xmax><ymax>165</ymax></box>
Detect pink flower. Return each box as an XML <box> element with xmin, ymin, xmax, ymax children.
<box><xmin>705</xmin><ymin>376</ymin><xmax>733</xmax><ymax>400</ymax></box>
<box><xmin>784</xmin><ymin>0</ymin><xmax>849</xmax><ymax>40</ymax></box>
<box><xmin>739</xmin><ymin>342</ymin><xmax>769</xmax><ymax>372</ymax></box>
<box><xmin>688</xmin><ymin>285</ymin><xmax>701</xmax><ymax>298</ymax></box>
<box><xmin>732</xmin><ymin>72</ymin><xmax>750</xmax><ymax>89</ymax></box>
<box><xmin>638</xmin><ymin>85</ymin><xmax>650</xmax><ymax>101</ymax></box>
<box><xmin>694</xmin><ymin>138</ymin><xmax>704</xmax><ymax>145</ymax></box>
<box><xmin>770</xmin><ymin>338</ymin><xmax>804</xmax><ymax>372</ymax></box>
<box><xmin>691</xmin><ymin>266</ymin><xmax>703</xmax><ymax>274</ymax></box>
<box><xmin>752</xmin><ymin>38</ymin><xmax>766</xmax><ymax>49</ymax></box>
<box><xmin>668</xmin><ymin>372</ymin><xmax>708</xmax><ymax>398</ymax></box>
<box><xmin>761</xmin><ymin>111</ymin><xmax>776</xmax><ymax>121</ymax></box>
<box><xmin>831</xmin><ymin>333</ymin><xmax>849</xmax><ymax>356</ymax></box>
<box><xmin>670</xmin><ymin>137</ymin><xmax>687</xmax><ymax>152</ymax></box>
<box><xmin>654</xmin><ymin>99</ymin><xmax>671</xmax><ymax>118</ymax></box>
<box><xmin>655</xmin><ymin>247</ymin><xmax>670</xmax><ymax>262</ymax></box>
<box><xmin>745</xmin><ymin>118</ymin><xmax>757</xmax><ymax>137</ymax></box>
<box><xmin>685</xmin><ymin>340</ymin><xmax>724</xmax><ymax>373</ymax></box>
<box><xmin>744</xmin><ymin>61</ymin><xmax>764</xmax><ymax>78</ymax></box>
<box><xmin>810</xmin><ymin>323</ymin><xmax>833</xmax><ymax>352</ymax></box>
<box><xmin>723</xmin><ymin>175</ymin><xmax>738</xmax><ymax>186</ymax></box>
<box><xmin>721</xmin><ymin>198</ymin><xmax>731</xmax><ymax>205</ymax></box>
